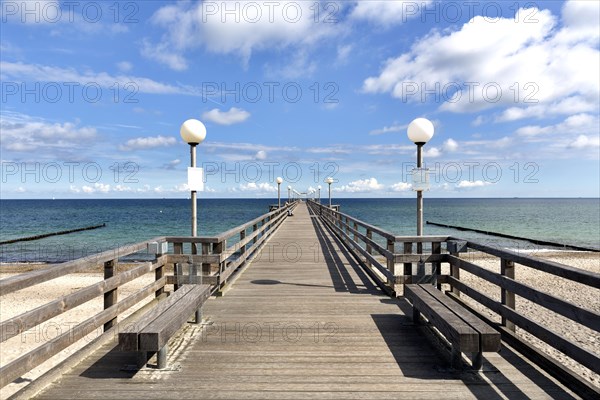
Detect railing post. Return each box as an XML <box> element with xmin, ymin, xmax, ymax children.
<box><xmin>353</xmin><ymin>222</ymin><xmax>358</xmax><ymax>243</ymax></box>
<box><xmin>240</xmin><ymin>229</ymin><xmax>246</xmax><ymax>259</ymax></box>
<box><xmin>214</xmin><ymin>240</ymin><xmax>225</xmax><ymax>288</ymax></box>
<box><xmin>173</xmin><ymin>242</ymin><xmax>183</xmax><ymax>291</ymax></box>
<box><xmin>252</xmin><ymin>224</ymin><xmax>258</xmax><ymax>245</ymax></box>
<box><xmin>153</xmin><ymin>244</ymin><xmax>166</xmax><ymax>298</ymax></box>
<box><xmin>449</xmin><ymin>244</ymin><xmax>460</xmax><ymax>297</ymax></box>
<box><xmin>386</xmin><ymin>239</ymin><xmax>396</xmax><ymax>290</ymax></box>
<box><xmin>366</xmin><ymin>229</ymin><xmax>372</xmax><ymax>267</ymax></box>
<box><xmin>432</xmin><ymin>241</ymin><xmax>441</xmax><ymax>290</ymax></box>
<box><xmin>103</xmin><ymin>259</ymin><xmax>117</xmax><ymax>331</ymax></box>
<box><xmin>202</xmin><ymin>242</ymin><xmax>211</xmax><ymax>276</ymax></box>
<box><xmin>403</xmin><ymin>242</ymin><xmax>412</xmax><ymax>284</ymax></box>
<box><xmin>501</xmin><ymin>258</ymin><xmax>516</xmax><ymax>332</ymax></box>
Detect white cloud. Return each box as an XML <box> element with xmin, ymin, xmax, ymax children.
<box><xmin>141</xmin><ymin>39</ymin><xmax>188</xmax><ymax>71</ymax></box>
<box><xmin>496</xmin><ymin>97</ymin><xmax>596</xmax><ymax>122</ymax></box>
<box><xmin>336</xmin><ymin>178</ymin><xmax>384</xmax><ymax>193</ymax></box>
<box><xmin>350</xmin><ymin>1</ymin><xmax>431</xmax><ymax>26</ymax></box>
<box><xmin>390</xmin><ymin>182</ymin><xmax>411</xmax><ymax>192</ymax></box>
<box><xmin>516</xmin><ymin>113</ymin><xmax>598</xmax><ymax>138</ymax></box>
<box><xmin>82</xmin><ymin>183</ymin><xmax>111</xmax><ymax>193</ymax></box>
<box><xmin>255</xmin><ymin>150</ymin><xmax>267</xmax><ymax>160</ymax></box>
<box><xmin>362</xmin><ymin>3</ymin><xmax>599</xmax><ymax>116</ymax></box>
<box><xmin>456</xmin><ymin>180</ymin><xmax>492</xmax><ymax>189</ymax></box>
<box><xmin>119</xmin><ymin>136</ymin><xmax>177</xmax><ymax>151</ymax></box>
<box><xmin>369</xmin><ymin>123</ymin><xmax>407</xmax><ymax>135</ymax></box>
<box><xmin>144</xmin><ymin>1</ymin><xmax>341</xmax><ymax>69</ymax></box>
<box><xmin>237</xmin><ymin>182</ymin><xmax>276</xmax><ymax>193</ymax></box>
<box><xmin>569</xmin><ymin>135</ymin><xmax>600</xmax><ymax>149</ymax></box>
<box><xmin>162</xmin><ymin>159</ymin><xmax>181</xmax><ymax>170</ymax></box>
<box><xmin>423</xmin><ymin>147</ymin><xmax>441</xmax><ymax>158</ymax></box>
<box><xmin>116</xmin><ymin>61</ymin><xmax>133</xmax><ymax>72</ymax></box>
<box><xmin>0</xmin><ymin>61</ymin><xmax>194</xmax><ymax>95</ymax></box>
<box><xmin>443</xmin><ymin>139</ymin><xmax>459</xmax><ymax>152</ymax></box>
<box><xmin>336</xmin><ymin>44</ymin><xmax>352</xmax><ymax>65</ymax></box>
<box><xmin>202</xmin><ymin>107</ymin><xmax>251</xmax><ymax>125</ymax></box>
<box><xmin>0</xmin><ymin>111</ymin><xmax>97</xmax><ymax>153</ymax></box>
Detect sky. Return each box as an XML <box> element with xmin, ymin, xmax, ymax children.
<box><xmin>1</xmin><ymin>0</ymin><xmax>599</xmax><ymax>199</ymax></box>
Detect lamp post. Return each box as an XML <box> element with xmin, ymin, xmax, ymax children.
<box><xmin>288</xmin><ymin>185</ymin><xmax>291</xmax><ymax>203</ymax></box>
<box><xmin>325</xmin><ymin>177</ymin><xmax>334</xmax><ymax>208</ymax></box>
<box><xmin>276</xmin><ymin>177</ymin><xmax>283</xmax><ymax>208</ymax></box>
<box><xmin>180</xmin><ymin>119</ymin><xmax>207</xmax><ymax>237</ymax></box>
<box><xmin>317</xmin><ymin>185</ymin><xmax>321</xmax><ymax>204</ymax></box>
<box><xmin>407</xmin><ymin>118</ymin><xmax>434</xmax><ymax>238</ymax></box>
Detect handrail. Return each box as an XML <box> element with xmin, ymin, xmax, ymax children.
<box><xmin>460</xmin><ymin>239</ymin><xmax>600</xmax><ymax>287</ymax></box>
<box><xmin>0</xmin><ymin>200</ymin><xmax>297</xmax><ymax>392</ymax></box>
<box><xmin>308</xmin><ymin>199</ymin><xmax>600</xmax><ymax>390</ymax></box>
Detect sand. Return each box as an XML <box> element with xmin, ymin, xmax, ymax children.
<box><xmin>0</xmin><ymin>251</ymin><xmax>599</xmax><ymax>398</ymax></box>
<box><xmin>441</xmin><ymin>250</ymin><xmax>600</xmax><ymax>389</ymax></box>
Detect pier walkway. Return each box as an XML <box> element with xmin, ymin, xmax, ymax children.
<box><xmin>31</xmin><ymin>203</ymin><xmax>581</xmax><ymax>399</ymax></box>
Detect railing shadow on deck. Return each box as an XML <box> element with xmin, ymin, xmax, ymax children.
<box><xmin>0</xmin><ymin>201</ymin><xmax>299</xmax><ymax>396</ymax></box>
<box><xmin>308</xmin><ymin>205</ymin><xmax>379</xmax><ymax>294</ymax></box>
<box><xmin>306</xmin><ymin>199</ymin><xmax>600</xmax><ymax>399</ymax></box>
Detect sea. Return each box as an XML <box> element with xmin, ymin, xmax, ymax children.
<box><xmin>0</xmin><ymin>198</ymin><xmax>599</xmax><ymax>263</ymax></box>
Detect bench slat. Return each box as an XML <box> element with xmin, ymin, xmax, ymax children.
<box><xmin>119</xmin><ymin>285</ymin><xmax>195</xmax><ymax>351</ymax></box>
<box><xmin>405</xmin><ymin>284</ymin><xmax>479</xmax><ymax>353</ymax></box>
<box><xmin>139</xmin><ymin>284</ymin><xmax>211</xmax><ymax>351</ymax></box>
<box><xmin>419</xmin><ymin>284</ymin><xmax>500</xmax><ymax>352</ymax></box>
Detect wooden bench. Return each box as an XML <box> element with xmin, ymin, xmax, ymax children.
<box><xmin>405</xmin><ymin>283</ymin><xmax>501</xmax><ymax>369</ymax></box>
<box><xmin>119</xmin><ymin>284</ymin><xmax>211</xmax><ymax>369</ymax></box>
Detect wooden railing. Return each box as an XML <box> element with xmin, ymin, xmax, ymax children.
<box><xmin>0</xmin><ymin>201</ymin><xmax>296</xmax><ymax>391</ymax></box>
<box><xmin>443</xmin><ymin>239</ymin><xmax>600</xmax><ymax>378</ymax></box>
<box><xmin>164</xmin><ymin>201</ymin><xmax>296</xmax><ymax>293</ymax></box>
<box><xmin>307</xmin><ymin>200</ymin><xmax>448</xmax><ymax>293</ymax></box>
<box><xmin>308</xmin><ymin>200</ymin><xmax>600</xmax><ymax>397</ymax></box>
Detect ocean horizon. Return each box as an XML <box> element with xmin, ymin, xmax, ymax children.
<box><xmin>1</xmin><ymin>197</ymin><xmax>598</xmax><ymax>263</ymax></box>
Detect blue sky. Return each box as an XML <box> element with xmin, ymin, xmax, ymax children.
<box><xmin>1</xmin><ymin>0</ymin><xmax>599</xmax><ymax>199</ymax></box>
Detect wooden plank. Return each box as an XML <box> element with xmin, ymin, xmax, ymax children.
<box><xmin>463</xmin><ymin>240</ymin><xmax>600</xmax><ymax>287</ymax></box>
<box><xmin>394</xmin><ymin>254</ymin><xmax>447</xmax><ymax>263</ymax></box>
<box><xmin>1</xmin><ymin>258</ymin><xmax>164</xmax><ymax>343</ymax></box>
<box><xmin>0</xmin><ymin>278</ymin><xmax>166</xmax><ymax>388</ymax></box>
<box><xmin>447</xmin><ymin>276</ymin><xmax>600</xmax><ymax>375</ymax></box>
<box><xmin>139</xmin><ymin>285</ymin><xmax>211</xmax><ymax>351</ymax></box>
<box><xmin>166</xmin><ymin>275</ymin><xmax>218</xmax><ymax>286</ymax></box>
<box><xmin>0</xmin><ymin>236</ymin><xmax>166</xmax><ymax>296</ymax></box>
<box><xmin>418</xmin><ymin>284</ymin><xmax>500</xmax><ymax>352</ymax></box>
<box><xmin>320</xmin><ymin>215</ymin><xmax>392</xmax><ymax>280</ymax></box>
<box><xmin>445</xmin><ymin>291</ymin><xmax>600</xmax><ymax>400</ymax></box>
<box><xmin>166</xmin><ymin>254</ymin><xmax>222</xmax><ymax>264</ymax></box>
<box><xmin>448</xmin><ymin>255</ymin><xmax>600</xmax><ymax>331</ymax></box>
<box><xmin>26</xmin><ymin>203</ymin><xmax>584</xmax><ymax>400</ymax></box>
<box><xmin>119</xmin><ymin>285</ymin><xmax>194</xmax><ymax>351</ymax></box>
<box><xmin>404</xmin><ymin>284</ymin><xmax>479</xmax><ymax>353</ymax></box>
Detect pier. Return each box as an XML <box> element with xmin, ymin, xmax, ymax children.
<box><xmin>1</xmin><ymin>201</ymin><xmax>599</xmax><ymax>399</ymax></box>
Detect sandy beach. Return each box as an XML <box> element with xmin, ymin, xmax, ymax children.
<box><xmin>1</xmin><ymin>251</ymin><xmax>599</xmax><ymax>398</ymax></box>
<box><xmin>441</xmin><ymin>250</ymin><xmax>600</xmax><ymax>389</ymax></box>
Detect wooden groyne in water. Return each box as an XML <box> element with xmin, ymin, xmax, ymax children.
<box><xmin>426</xmin><ymin>220</ymin><xmax>600</xmax><ymax>252</ymax></box>
<box><xmin>0</xmin><ymin>223</ymin><xmax>107</xmax><ymax>245</ymax></box>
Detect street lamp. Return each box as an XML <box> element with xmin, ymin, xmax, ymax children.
<box><xmin>325</xmin><ymin>177</ymin><xmax>334</xmax><ymax>208</ymax></box>
<box><xmin>288</xmin><ymin>185</ymin><xmax>291</xmax><ymax>203</ymax></box>
<box><xmin>407</xmin><ymin>117</ymin><xmax>434</xmax><ymax>238</ymax></box>
<box><xmin>317</xmin><ymin>185</ymin><xmax>321</xmax><ymax>204</ymax></box>
<box><xmin>276</xmin><ymin>177</ymin><xmax>283</xmax><ymax>208</ymax></box>
<box><xmin>180</xmin><ymin>119</ymin><xmax>207</xmax><ymax>237</ymax></box>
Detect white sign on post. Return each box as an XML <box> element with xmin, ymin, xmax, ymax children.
<box><xmin>187</xmin><ymin>167</ymin><xmax>204</xmax><ymax>191</ymax></box>
<box><xmin>411</xmin><ymin>168</ymin><xmax>430</xmax><ymax>191</ymax></box>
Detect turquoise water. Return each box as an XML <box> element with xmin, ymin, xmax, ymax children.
<box><xmin>0</xmin><ymin>198</ymin><xmax>598</xmax><ymax>262</ymax></box>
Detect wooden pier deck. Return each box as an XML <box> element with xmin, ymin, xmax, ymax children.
<box><xmin>33</xmin><ymin>203</ymin><xmax>581</xmax><ymax>399</ymax></box>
